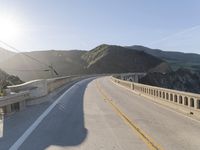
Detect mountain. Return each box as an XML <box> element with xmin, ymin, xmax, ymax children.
<box><xmin>127</xmin><ymin>45</ymin><xmax>200</xmax><ymax>71</ymax></box>
<box><xmin>0</xmin><ymin>44</ymin><xmax>167</xmax><ymax>81</ymax></box>
<box><xmin>148</xmin><ymin>62</ymin><xmax>172</xmax><ymax>73</ymax></box>
<box><xmin>82</xmin><ymin>44</ymin><xmax>167</xmax><ymax>74</ymax></box>
<box><xmin>0</xmin><ymin>50</ymin><xmax>86</xmax><ymax>81</ymax></box>
<box><xmin>0</xmin><ymin>47</ymin><xmax>16</xmax><ymax>62</ymax></box>
<box><xmin>139</xmin><ymin>68</ymin><xmax>200</xmax><ymax>94</ymax></box>
<box><xmin>0</xmin><ymin>68</ymin><xmax>23</xmax><ymax>90</ymax></box>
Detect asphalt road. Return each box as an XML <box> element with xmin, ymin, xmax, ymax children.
<box><xmin>1</xmin><ymin>76</ymin><xmax>200</xmax><ymax>150</ymax></box>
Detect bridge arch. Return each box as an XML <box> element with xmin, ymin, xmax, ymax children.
<box><xmin>190</xmin><ymin>98</ymin><xmax>194</xmax><ymax>107</ymax></box>
<box><xmin>162</xmin><ymin>92</ymin><xmax>165</xmax><ymax>99</ymax></box>
<box><xmin>174</xmin><ymin>95</ymin><xmax>178</xmax><ymax>103</ymax></box>
<box><xmin>170</xmin><ymin>94</ymin><xmax>173</xmax><ymax>101</ymax></box>
<box><xmin>166</xmin><ymin>93</ymin><xmax>169</xmax><ymax>100</ymax></box>
<box><xmin>197</xmin><ymin>100</ymin><xmax>200</xmax><ymax>109</ymax></box>
<box><xmin>179</xmin><ymin>96</ymin><xmax>183</xmax><ymax>104</ymax></box>
<box><xmin>184</xmin><ymin>97</ymin><xmax>188</xmax><ymax>106</ymax></box>
<box><xmin>159</xmin><ymin>91</ymin><xmax>162</xmax><ymax>98</ymax></box>
<box><xmin>156</xmin><ymin>90</ymin><xmax>159</xmax><ymax>97</ymax></box>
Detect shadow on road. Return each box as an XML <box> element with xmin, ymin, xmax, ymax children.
<box><xmin>0</xmin><ymin>78</ymin><xmax>95</xmax><ymax>150</ymax></box>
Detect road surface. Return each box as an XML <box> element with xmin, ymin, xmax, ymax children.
<box><xmin>1</xmin><ymin>76</ymin><xmax>200</xmax><ymax>150</ymax></box>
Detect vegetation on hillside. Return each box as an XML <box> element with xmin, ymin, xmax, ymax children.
<box><xmin>0</xmin><ymin>68</ymin><xmax>23</xmax><ymax>95</ymax></box>
<box><xmin>0</xmin><ymin>44</ymin><xmax>168</xmax><ymax>81</ymax></box>
<box><xmin>82</xmin><ymin>44</ymin><xmax>167</xmax><ymax>74</ymax></box>
<box><xmin>139</xmin><ymin>68</ymin><xmax>200</xmax><ymax>94</ymax></box>
<box><xmin>127</xmin><ymin>45</ymin><xmax>200</xmax><ymax>71</ymax></box>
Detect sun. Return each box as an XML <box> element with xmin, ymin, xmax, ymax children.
<box><xmin>0</xmin><ymin>16</ymin><xmax>21</xmax><ymax>41</ymax></box>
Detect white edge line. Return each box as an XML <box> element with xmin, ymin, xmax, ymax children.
<box><xmin>9</xmin><ymin>78</ymin><xmax>91</xmax><ymax>150</ymax></box>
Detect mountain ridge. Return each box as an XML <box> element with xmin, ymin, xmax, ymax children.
<box><xmin>0</xmin><ymin>44</ymin><xmax>168</xmax><ymax>81</ymax></box>
<box><xmin>127</xmin><ymin>45</ymin><xmax>200</xmax><ymax>70</ymax></box>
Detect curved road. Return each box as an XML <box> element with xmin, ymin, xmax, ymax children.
<box><xmin>1</xmin><ymin>76</ymin><xmax>200</xmax><ymax>150</ymax></box>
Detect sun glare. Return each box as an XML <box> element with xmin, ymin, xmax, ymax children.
<box><xmin>0</xmin><ymin>16</ymin><xmax>21</xmax><ymax>41</ymax></box>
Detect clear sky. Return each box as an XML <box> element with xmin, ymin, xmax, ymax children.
<box><xmin>0</xmin><ymin>0</ymin><xmax>200</xmax><ymax>53</ymax></box>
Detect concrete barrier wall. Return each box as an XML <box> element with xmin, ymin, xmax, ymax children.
<box><xmin>8</xmin><ymin>79</ymin><xmax>48</xmax><ymax>99</ymax></box>
<box><xmin>111</xmin><ymin>76</ymin><xmax>200</xmax><ymax>112</ymax></box>
<box><xmin>0</xmin><ymin>91</ymin><xmax>29</xmax><ymax>114</ymax></box>
<box><xmin>47</xmin><ymin>75</ymin><xmax>80</xmax><ymax>93</ymax></box>
<box><xmin>8</xmin><ymin>75</ymin><xmax>82</xmax><ymax>100</ymax></box>
<box><xmin>1</xmin><ymin>75</ymin><xmax>91</xmax><ymax>114</ymax></box>
<box><xmin>0</xmin><ymin>91</ymin><xmax>29</xmax><ymax>107</ymax></box>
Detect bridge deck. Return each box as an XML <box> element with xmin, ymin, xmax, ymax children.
<box><xmin>1</xmin><ymin>77</ymin><xmax>200</xmax><ymax>150</ymax></box>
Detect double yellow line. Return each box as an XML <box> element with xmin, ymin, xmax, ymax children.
<box><xmin>96</xmin><ymin>80</ymin><xmax>164</xmax><ymax>150</ymax></box>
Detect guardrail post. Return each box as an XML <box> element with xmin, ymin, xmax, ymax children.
<box><xmin>188</xmin><ymin>97</ymin><xmax>191</xmax><ymax>107</ymax></box>
<box><xmin>131</xmin><ymin>83</ymin><xmax>134</xmax><ymax>90</ymax></box>
<box><xmin>19</xmin><ymin>100</ymin><xmax>26</xmax><ymax>111</ymax></box>
<box><xmin>194</xmin><ymin>98</ymin><xmax>198</xmax><ymax>109</ymax></box>
<box><xmin>4</xmin><ymin>105</ymin><xmax>12</xmax><ymax>114</ymax></box>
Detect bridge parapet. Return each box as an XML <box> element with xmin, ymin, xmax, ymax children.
<box><xmin>8</xmin><ymin>79</ymin><xmax>48</xmax><ymax>99</ymax></box>
<box><xmin>1</xmin><ymin>75</ymin><xmax>88</xmax><ymax>114</ymax></box>
<box><xmin>111</xmin><ymin>76</ymin><xmax>200</xmax><ymax>114</ymax></box>
<box><xmin>47</xmin><ymin>75</ymin><xmax>80</xmax><ymax>93</ymax></box>
<box><xmin>0</xmin><ymin>91</ymin><xmax>29</xmax><ymax>115</ymax></box>
<box><xmin>115</xmin><ymin>73</ymin><xmax>146</xmax><ymax>82</ymax></box>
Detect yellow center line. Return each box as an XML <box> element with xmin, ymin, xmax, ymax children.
<box><xmin>96</xmin><ymin>79</ymin><xmax>164</xmax><ymax>150</ymax></box>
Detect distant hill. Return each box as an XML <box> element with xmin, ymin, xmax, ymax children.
<box><xmin>0</xmin><ymin>44</ymin><xmax>167</xmax><ymax>81</ymax></box>
<box><xmin>0</xmin><ymin>50</ymin><xmax>86</xmax><ymax>81</ymax></box>
<box><xmin>0</xmin><ymin>47</ymin><xmax>15</xmax><ymax>62</ymax></box>
<box><xmin>127</xmin><ymin>45</ymin><xmax>200</xmax><ymax>71</ymax></box>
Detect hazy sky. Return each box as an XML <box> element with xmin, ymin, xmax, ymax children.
<box><xmin>0</xmin><ymin>0</ymin><xmax>200</xmax><ymax>53</ymax></box>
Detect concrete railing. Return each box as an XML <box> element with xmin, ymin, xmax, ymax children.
<box><xmin>0</xmin><ymin>75</ymin><xmax>92</xmax><ymax>114</ymax></box>
<box><xmin>0</xmin><ymin>92</ymin><xmax>29</xmax><ymax>107</ymax></box>
<box><xmin>47</xmin><ymin>75</ymin><xmax>80</xmax><ymax>93</ymax></box>
<box><xmin>0</xmin><ymin>91</ymin><xmax>29</xmax><ymax>114</ymax></box>
<box><xmin>8</xmin><ymin>75</ymin><xmax>83</xmax><ymax>100</ymax></box>
<box><xmin>111</xmin><ymin>76</ymin><xmax>200</xmax><ymax>112</ymax></box>
<box><xmin>8</xmin><ymin>79</ymin><xmax>48</xmax><ymax>99</ymax></box>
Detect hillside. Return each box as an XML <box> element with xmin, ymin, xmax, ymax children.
<box><xmin>82</xmin><ymin>44</ymin><xmax>166</xmax><ymax>74</ymax></box>
<box><xmin>127</xmin><ymin>45</ymin><xmax>200</xmax><ymax>71</ymax></box>
<box><xmin>0</xmin><ymin>44</ymin><xmax>167</xmax><ymax>81</ymax></box>
<box><xmin>0</xmin><ymin>68</ymin><xmax>23</xmax><ymax>90</ymax></box>
<box><xmin>0</xmin><ymin>47</ymin><xmax>16</xmax><ymax>62</ymax></box>
<box><xmin>0</xmin><ymin>50</ymin><xmax>86</xmax><ymax>81</ymax></box>
<box><xmin>139</xmin><ymin>68</ymin><xmax>200</xmax><ymax>94</ymax></box>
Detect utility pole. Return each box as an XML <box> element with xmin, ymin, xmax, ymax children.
<box><xmin>48</xmin><ymin>64</ymin><xmax>59</xmax><ymax>78</ymax></box>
